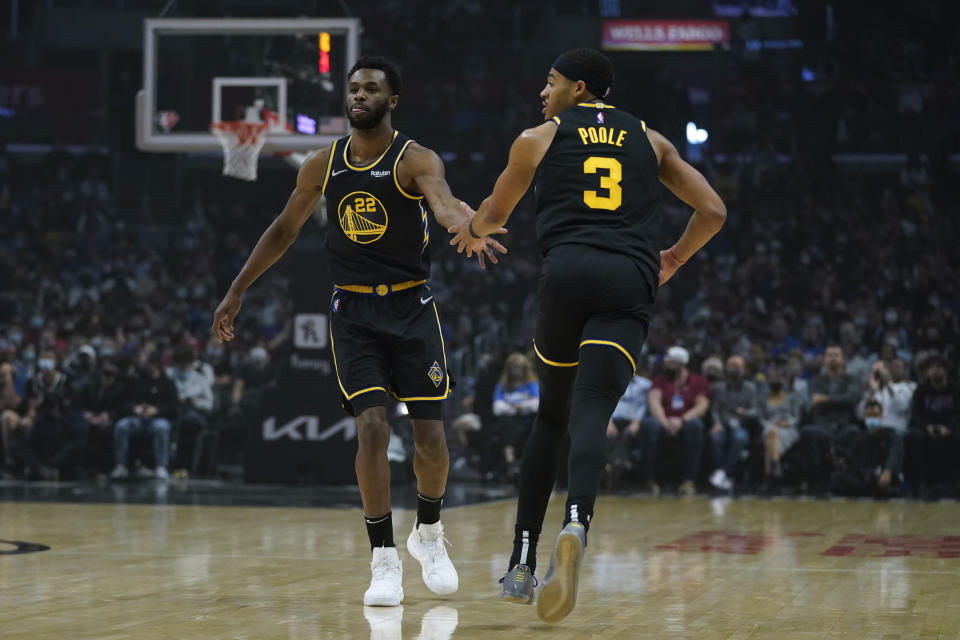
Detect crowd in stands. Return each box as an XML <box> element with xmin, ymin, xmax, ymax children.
<box><xmin>2</xmin><ymin>98</ymin><xmax>958</xmax><ymax>497</ymax></box>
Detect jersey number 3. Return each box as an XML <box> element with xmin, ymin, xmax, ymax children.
<box><xmin>583</xmin><ymin>156</ymin><xmax>622</xmax><ymax>211</ymax></box>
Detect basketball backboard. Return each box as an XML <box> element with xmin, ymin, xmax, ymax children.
<box><xmin>136</xmin><ymin>17</ymin><xmax>361</xmax><ymax>154</ymax></box>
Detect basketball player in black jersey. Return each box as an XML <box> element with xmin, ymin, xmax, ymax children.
<box><xmin>451</xmin><ymin>49</ymin><xmax>726</xmax><ymax>622</ymax></box>
<box><xmin>212</xmin><ymin>56</ymin><xmax>505</xmax><ymax>607</ymax></box>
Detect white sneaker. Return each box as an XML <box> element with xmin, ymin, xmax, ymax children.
<box><xmin>406</xmin><ymin>521</ymin><xmax>458</xmax><ymax>595</ymax></box>
<box><xmin>155</xmin><ymin>467</ymin><xmax>169</xmax><ymax>481</ymax></box>
<box><xmin>363</xmin><ymin>605</ymin><xmax>403</xmax><ymax>640</ymax></box>
<box><xmin>109</xmin><ymin>464</ymin><xmax>129</xmax><ymax>480</ymax></box>
<box><xmin>710</xmin><ymin>469</ymin><xmax>733</xmax><ymax>491</ymax></box>
<box><xmin>364</xmin><ymin>546</ymin><xmax>404</xmax><ymax>606</ymax></box>
<box><xmin>416</xmin><ymin>605</ymin><xmax>459</xmax><ymax>640</ymax></box>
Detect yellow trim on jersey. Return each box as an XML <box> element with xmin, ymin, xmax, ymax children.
<box><xmin>580</xmin><ymin>340</ymin><xmax>636</xmax><ymax>373</ymax></box>
<box><xmin>334</xmin><ymin>279</ymin><xmax>425</xmax><ymax>296</ymax></box>
<box><xmin>393</xmin><ymin>301</ymin><xmax>450</xmax><ymax>401</ymax></box>
<box><xmin>533</xmin><ymin>342</ymin><xmax>579</xmax><ymax>368</ymax></box>
<box><xmin>393</xmin><ymin>139</ymin><xmax>424</xmax><ymax>200</ymax></box>
<box><xmin>578</xmin><ymin>102</ymin><xmax>616</xmax><ymax>109</ymax></box>
<box><xmin>320</xmin><ymin>139</ymin><xmax>338</xmax><ymax>195</ymax></box>
<box><xmin>328</xmin><ymin>319</ymin><xmax>387</xmax><ymax>400</ymax></box>
<box><xmin>345</xmin><ymin>386</ymin><xmax>387</xmax><ymax>400</ymax></box>
<box><xmin>640</xmin><ymin>120</ymin><xmax>647</xmax><ymax>132</ymax></box>
<box><xmin>551</xmin><ymin>116</ymin><xmax>561</xmax><ymax>125</ymax></box>
<box><xmin>343</xmin><ymin>130</ymin><xmax>399</xmax><ymax>171</ymax></box>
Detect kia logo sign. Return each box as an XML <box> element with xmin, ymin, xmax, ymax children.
<box><xmin>262</xmin><ymin>415</ymin><xmax>356</xmax><ymax>441</ymax></box>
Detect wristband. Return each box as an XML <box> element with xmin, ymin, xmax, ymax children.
<box><xmin>670</xmin><ymin>246</ymin><xmax>687</xmax><ymax>264</ymax></box>
<box><xmin>468</xmin><ymin>219</ymin><xmax>482</xmax><ymax>239</ymax></box>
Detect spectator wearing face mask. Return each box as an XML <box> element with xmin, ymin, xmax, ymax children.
<box><xmin>639</xmin><ymin>346</ymin><xmax>710</xmax><ymax>496</ymax></box>
<box><xmin>906</xmin><ymin>355</ymin><xmax>960</xmax><ymax>492</ymax></box>
<box><xmin>759</xmin><ymin>367</ymin><xmax>804</xmax><ymax>482</ymax></box>
<box><xmin>700</xmin><ymin>356</ymin><xmax>724</xmax><ymax>385</ymax></box>
<box><xmin>854</xmin><ymin>360</ymin><xmax>913</xmax><ymax>491</ymax></box>
<box><xmin>707</xmin><ymin>355</ymin><xmax>758</xmax><ymax>492</ymax></box>
<box><xmin>2</xmin><ymin>351</ymin><xmax>65</xmax><ymax>473</ymax></box>
<box><xmin>856</xmin><ymin>400</ymin><xmax>903</xmax><ymax>493</ymax></box>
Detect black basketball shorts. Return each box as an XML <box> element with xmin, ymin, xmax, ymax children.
<box><xmin>329</xmin><ymin>284</ymin><xmax>449</xmax><ymax>420</ymax></box>
<box><xmin>533</xmin><ymin>244</ymin><xmax>656</xmax><ymax>373</ymax></box>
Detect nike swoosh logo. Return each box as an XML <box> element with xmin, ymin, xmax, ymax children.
<box><xmin>332</xmin><ymin>169</ymin><xmax>348</xmax><ymax>176</ymax></box>
<box><xmin>420</xmin><ymin>297</ymin><xmax>433</xmax><ymax>305</ymax></box>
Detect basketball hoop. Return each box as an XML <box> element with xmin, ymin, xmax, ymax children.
<box><xmin>210</xmin><ymin>121</ymin><xmax>269</xmax><ymax>181</ymax></box>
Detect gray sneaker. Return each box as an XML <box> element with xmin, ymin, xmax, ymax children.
<box><xmin>537</xmin><ymin>523</ymin><xmax>587</xmax><ymax>624</ymax></box>
<box><xmin>498</xmin><ymin>564</ymin><xmax>537</xmax><ymax>605</ymax></box>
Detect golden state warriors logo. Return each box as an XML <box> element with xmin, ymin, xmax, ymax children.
<box><xmin>338</xmin><ymin>191</ymin><xmax>388</xmax><ymax>244</ymax></box>
<box><xmin>428</xmin><ymin>361</ymin><xmax>444</xmax><ymax>388</ymax></box>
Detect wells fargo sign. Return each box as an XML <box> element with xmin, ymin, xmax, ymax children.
<box><xmin>602</xmin><ymin>20</ymin><xmax>730</xmax><ymax>51</ymax></box>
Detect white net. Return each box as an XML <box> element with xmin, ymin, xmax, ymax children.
<box><xmin>210</xmin><ymin>121</ymin><xmax>270</xmax><ymax>181</ymax></box>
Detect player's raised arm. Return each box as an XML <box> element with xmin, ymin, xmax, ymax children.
<box><xmin>211</xmin><ymin>145</ymin><xmax>331</xmax><ymax>343</ymax></box>
<box><xmin>646</xmin><ymin>127</ymin><xmax>727</xmax><ymax>285</ymax></box>
<box><xmin>401</xmin><ymin>144</ymin><xmax>469</xmax><ymax>228</ymax></box>
<box><xmin>401</xmin><ymin>143</ymin><xmax>507</xmax><ymax>268</ymax></box>
<box><xmin>449</xmin><ymin>122</ymin><xmax>554</xmax><ymax>257</ymax></box>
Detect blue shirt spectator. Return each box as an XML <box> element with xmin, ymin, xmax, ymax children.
<box><xmin>493</xmin><ymin>381</ymin><xmax>539</xmax><ymax>416</ymax></box>
<box><xmin>611</xmin><ymin>376</ymin><xmax>652</xmax><ymax>422</ymax></box>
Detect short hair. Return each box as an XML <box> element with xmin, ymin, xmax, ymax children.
<box><xmin>348</xmin><ymin>55</ymin><xmax>403</xmax><ymax>95</ymax></box>
<box><xmin>556</xmin><ymin>48</ymin><xmax>615</xmax><ymax>99</ymax></box>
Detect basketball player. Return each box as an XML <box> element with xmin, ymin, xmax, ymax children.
<box><xmin>212</xmin><ymin>56</ymin><xmax>505</xmax><ymax>607</ymax></box>
<box><xmin>450</xmin><ymin>49</ymin><xmax>726</xmax><ymax>623</ymax></box>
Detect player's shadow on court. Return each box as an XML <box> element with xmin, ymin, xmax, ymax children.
<box><xmin>364</xmin><ymin>604</ymin><xmax>458</xmax><ymax>639</ymax></box>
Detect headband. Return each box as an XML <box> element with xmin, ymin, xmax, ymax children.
<box><xmin>551</xmin><ymin>52</ymin><xmax>611</xmax><ymax>99</ymax></box>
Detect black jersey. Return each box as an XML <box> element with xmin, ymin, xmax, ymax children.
<box><xmin>535</xmin><ymin>102</ymin><xmax>662</xmax><ymax>288</ymax></box>
<box><xmin>322</xmin><ymin>130</ymin><xmax>431</xmax><ymax>286</ymax></box>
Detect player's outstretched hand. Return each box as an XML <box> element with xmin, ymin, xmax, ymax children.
<box><xmin>475</xmin><ymin>233</ymin><xmax>508</xmax><ymax>269</ymax></box>
<box><xmin>658</xmin><ymin>248</ymin><xmax>684</xmax><ymax>285</ymax></box>
<box><xmin>212</xmin><ymin>291</ymin><xmax>243</xmax><ymax>343</ymax></box>
<box><xmin>448</xmin><ymin>220</ymin><xmax>508</xmax><ymax>270</ymax></box>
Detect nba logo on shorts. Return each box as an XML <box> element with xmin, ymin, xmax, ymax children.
<box><xmin>597</xmin><ymin>112</ymin><xmax>604</xmax><ymax>124</ymax></box>
<box><xmin>332</xmin><ymin>297</ymin><xmax>341</xmax><ymax>313</ymax></box>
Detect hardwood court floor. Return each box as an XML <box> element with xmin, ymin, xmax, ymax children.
<box><xmin>2</xmin><ymin>490</ymin><xmax>960</xmax><ymax>639</ymax></box>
